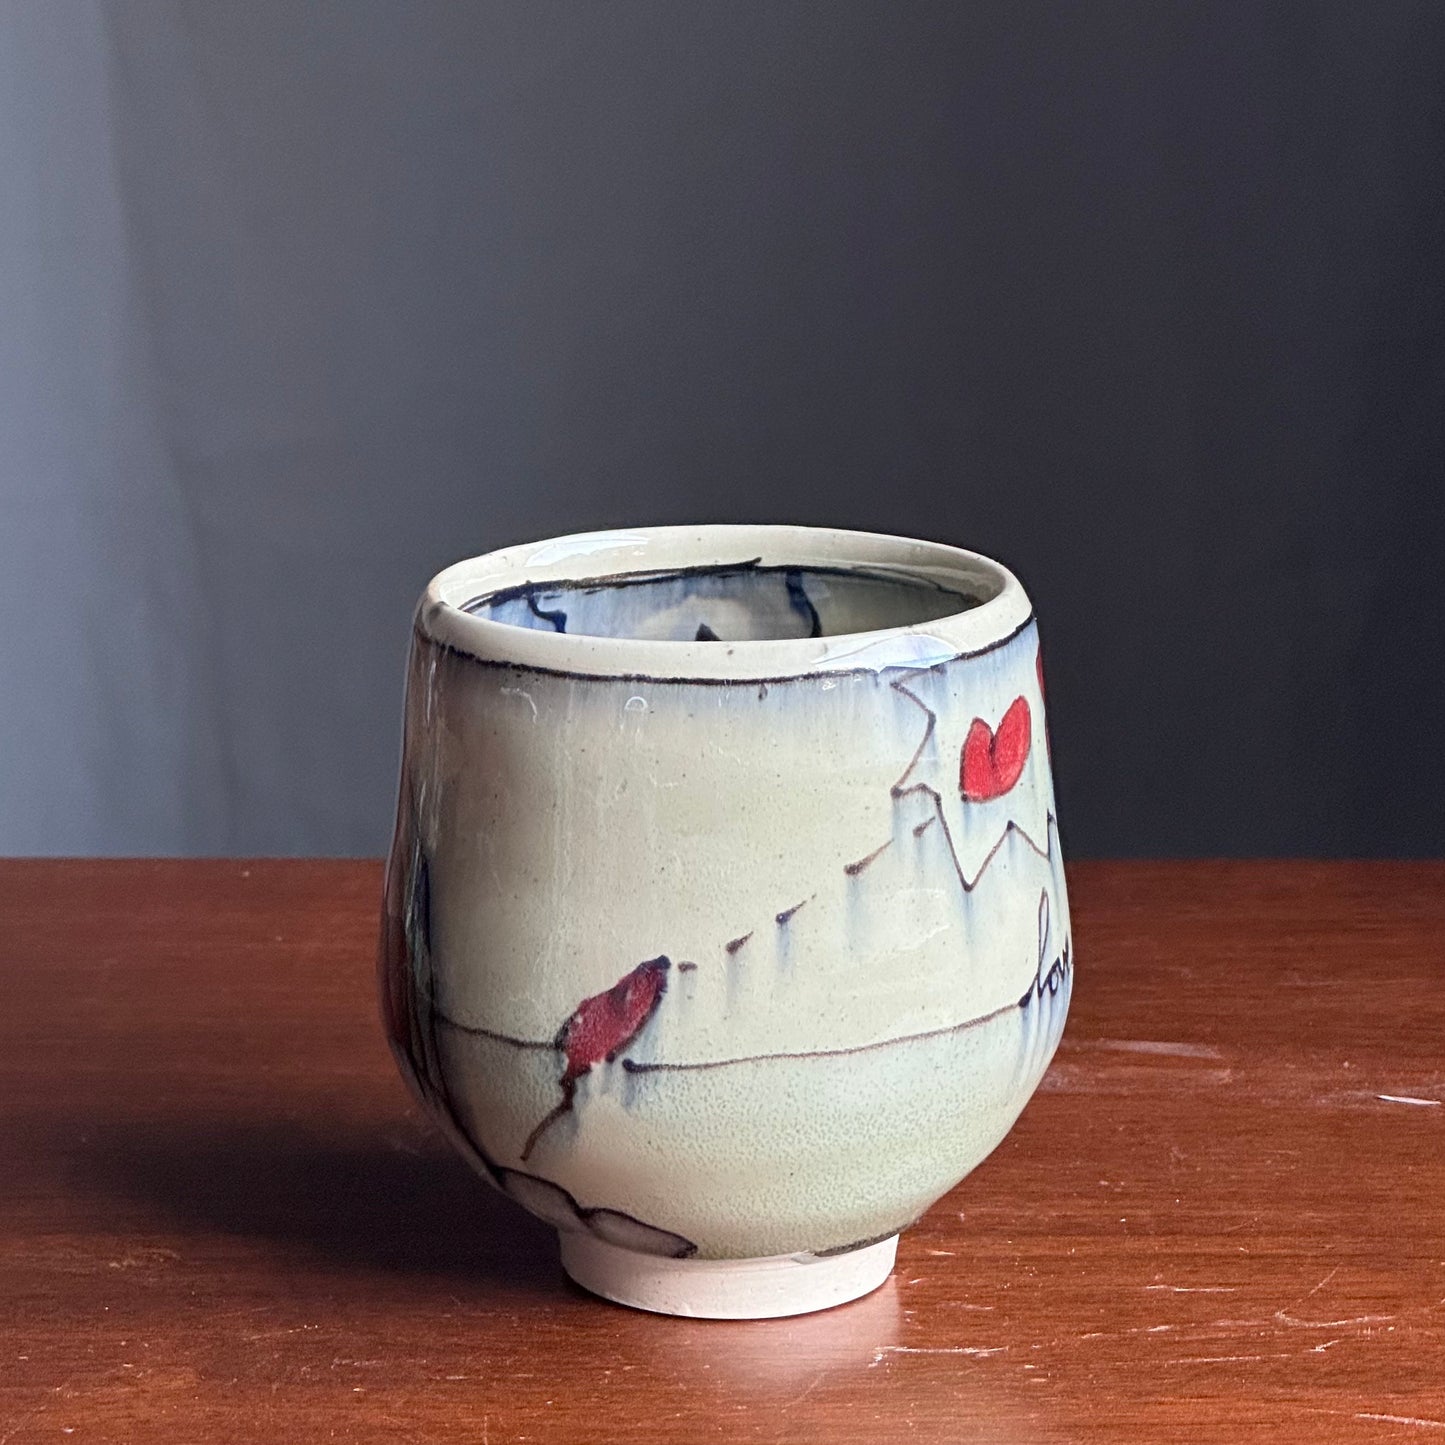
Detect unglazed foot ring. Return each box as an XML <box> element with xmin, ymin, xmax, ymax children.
<box><xmin>558</xmin><ymin>1232</ymin><xmax>898</xmax><ymax>1319</ymax></box>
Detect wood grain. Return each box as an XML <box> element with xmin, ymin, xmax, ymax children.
<box><xmin>1</xmin><ymin>860</ymin><xmax>1442</xmax><ymax>1442</ymax></box>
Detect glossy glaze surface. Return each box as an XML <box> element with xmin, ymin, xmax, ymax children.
<box><xmin>381</xmin><ymin>526</ymin><xmax>1070</xmax><ymax>1264</ymax></box>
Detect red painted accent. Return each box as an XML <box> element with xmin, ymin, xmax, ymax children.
<box><xmin>960</xmin><ymin>696</ymin><xmax>1032</xmax><ymax>801</ymax></box>
<box><xmin>560</xmin><ymin>957</ymin><xmax>670</xmax><ymax>1083</ymax></box>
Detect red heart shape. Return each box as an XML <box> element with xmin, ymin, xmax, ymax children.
<box><xmin>960</xmin><ymin>696</ymin><xmax>1032</xmax><ymax>801</ymax></box>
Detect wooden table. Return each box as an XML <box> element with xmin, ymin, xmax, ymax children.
<box><xmin>3</xmin><ymin>861</ymin><xmax>1442</xmax><ymax>1442</ymax></box>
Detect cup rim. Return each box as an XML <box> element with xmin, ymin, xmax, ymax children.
<box><xmin>417</xmin><ymin>524</ymin><xmax>1033</xmax><ymax>683</ymax></box>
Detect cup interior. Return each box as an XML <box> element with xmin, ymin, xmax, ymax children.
<box><xmin>465</xmin><ymin>558</ymin><xmax>989</xmax><ymax>644</ymax></box>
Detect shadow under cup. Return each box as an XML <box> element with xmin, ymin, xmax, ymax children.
<box><xmin>381</xmin><ymin>526</ymin><xmax>1070</xmax><ymax>1318</ymax></box>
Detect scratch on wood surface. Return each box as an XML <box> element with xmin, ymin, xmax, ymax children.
<box><xmin>1073</xmin><ymin>1323</ymin><xmax>1184</xmax><ymax>1341</ymax></box>
<box><xmin>780</xmin><ymin>1373</ymin><xmax>826</xmax><ymax>1410</ymax></box>
<box><xmin>1376</xmin><ymin>1094</ymin><xmax>1442</xmax><ymax>1107</ymax></box>
<box><xmin>1198</xmin><ymin>1302</ymin><xmax>1397</xmax><ymax>1334</ymax></box>
<box><xmin>1282</xmin><ymin>1265</ymin><xmax>1339</xmax><ymax>1311</ymax></box>
<box><xmin>1082</xmin><ymin>1039</ymin><xmax>1225</xmax><ymax>1059</ymax></box>
<box><xmin>1169</xmin><ymin>1353</ymin><xmax>1293</xmax><ymax>1365</ymax></box>
<box><xmin>1355</xmin><ymin>1414</ymin><xmax>1445</xmax><ymax>1430</ymax></box>
<box><xmin>1277</xmin><ymin>1310</ymin><xmax>1395</xmax><ymax>1329</ymax></box>
<box><xmin>870</xmin><ymin>1345</ymin><xmax>1007</xmax><ymax>1366</ymax></box>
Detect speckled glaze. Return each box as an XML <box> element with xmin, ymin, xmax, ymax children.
<box><xmin>380</xmin><ymin>525</ymin><xmax>1071</xmax><ymax>1316</ymax></box>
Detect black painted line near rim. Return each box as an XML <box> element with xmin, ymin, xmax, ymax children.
<box><xmin>417</xmin><ymin>608</ymin><xmax>1036</xmax><ymax>687</ymax></box>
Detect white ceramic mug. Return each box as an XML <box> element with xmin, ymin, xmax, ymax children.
<box><xmin>380</xmin><ymin>525</ymin><xmax>1071</xmax><ymax>1318</ymax></box>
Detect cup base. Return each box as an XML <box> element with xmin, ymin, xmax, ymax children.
<box><xmin>558</xmin><ymin>1232</ymin><xmax>899</xmax><ymax>1319</ymax></box>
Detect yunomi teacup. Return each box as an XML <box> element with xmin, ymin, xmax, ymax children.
<box><xmin>379</xmin><ymin>525</ymin><xmax>1071</xmax><ymax>1318</ymax></box>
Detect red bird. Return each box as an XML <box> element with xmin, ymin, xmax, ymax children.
<box><xmin>522</xmin><ymin>956</ymin><xmax>670</xmax><ymax>1160</ymax></box>
<box><xmin>558</xmin><ymin>956</ymin><xmax>671</xmax><ymax>1083</ymax></box>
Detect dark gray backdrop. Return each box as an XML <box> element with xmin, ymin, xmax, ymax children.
<box><xmin>3</xmin><ymin>2</ymin><xmax>1442</xmax><ymax>856</ymax></box>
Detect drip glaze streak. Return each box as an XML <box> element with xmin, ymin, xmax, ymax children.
<box><xmin>432</xmin><ymin>655</ymin><xmax>1062</xmax><ymax>1070</ymax></box>
<box><xmin>624</xmin><ymin>874</ymin><xmax>1071</xmax><ymax>1078</ymax></box>
<box><xmin>434</xmin><ymin>811</ymin><xmax>1066</xmax><ymax>1067</ymax></box>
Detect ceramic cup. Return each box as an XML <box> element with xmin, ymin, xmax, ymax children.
<box><xmin>379</xmin><ymin>525</ymin><xmax>1071</xmax><ymax>1318</ymax></box>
